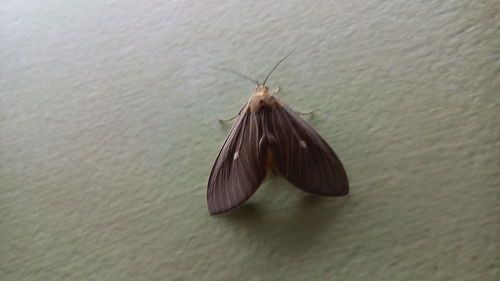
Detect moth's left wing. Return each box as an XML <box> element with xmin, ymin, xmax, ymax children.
<box><xmin>207</xmin><ymin>110</ymin><xmax>268</xmax><ymax>215</ymax></box>
<box><xmin>265</xmin><ymin>106</ymin><xmax>349</xmax><ymax>196</ymax></box>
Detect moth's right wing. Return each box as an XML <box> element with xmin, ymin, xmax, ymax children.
<box><xmin>207</xmin><ymin>110</ymin><xmax>268</xmax><ymax>215</ymax></box>
<box><xmin>265</xmin><ymin>106</ymin><xmax>349</xmax><ymax>196</ymax></box>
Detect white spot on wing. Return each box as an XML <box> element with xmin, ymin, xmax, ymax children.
<box><xmin>299</xmin><ymin>140</ymin><xmax>307</xmax><ymax>148</ymax></box>
<box><xmin>233</xmin><ymin>151</ymin><xmax>239</xmax><ymax>160</ymax></box>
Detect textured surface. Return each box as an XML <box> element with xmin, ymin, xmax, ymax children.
<box><xmin>1</xmin><ymin>0</ymin><xmax>499</xmax><ymax>280</ymax></box>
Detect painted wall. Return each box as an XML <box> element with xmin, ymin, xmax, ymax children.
<box><xmin>1</xmin><ymin>0</ymin><xmax>499</xmax><ymax>280</ymax></box>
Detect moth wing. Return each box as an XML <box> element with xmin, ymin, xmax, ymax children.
<box><xmin>265</xmin><ymin>106</ymin><xmax>349</xmax><ymax>196</ymax></box>
<box><xmin>207</xmin><ymin>109</ymin><xmax>268</xmax><ymax>215</ymax></box>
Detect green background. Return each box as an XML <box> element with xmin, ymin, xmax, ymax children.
<box><xmin>1</xmin><ymin>0</ymin><xmax>499</xmax><ymax>280</ymax></box>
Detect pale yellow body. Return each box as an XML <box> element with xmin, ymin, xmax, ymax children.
<box><xmin>243</xmin><ymin>85</ymin><xmax>283</xmax><ymax>172</ymax></box>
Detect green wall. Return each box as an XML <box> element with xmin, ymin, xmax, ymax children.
<box><xmin>1</xmin><ymin>0</ymin><xmax>499</xmax><ymax>280</ymax></box>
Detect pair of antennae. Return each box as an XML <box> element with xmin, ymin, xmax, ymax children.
<box><xmin>215</xmin><ymin>49</ymin><xmax>295</xmax><ymax>86</ymax></box>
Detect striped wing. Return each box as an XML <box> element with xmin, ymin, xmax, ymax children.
<box><xmin>264</xmin><ymin>106</ymin><xmax>349</xmax><ymax>196</ymax></box>
<box><xmin>207</xmin><ymin>110</ymin><xmax>268</xmax><ymax>215</ymax></box>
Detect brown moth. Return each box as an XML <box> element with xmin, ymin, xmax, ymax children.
<box><xmin>208</xmin><ymin>52</ymin><xmax>349</xmax><ymax>215</ymax></box>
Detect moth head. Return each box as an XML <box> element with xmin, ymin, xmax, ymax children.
<box><xmin>256</xmin><ymin>85</ymin><xmax>269</xmax><ymax>93</ymax></box>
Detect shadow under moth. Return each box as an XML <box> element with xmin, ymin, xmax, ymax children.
<box><xmin>208</xmin><ymin>51</ymin><xmax>349</xmax><ymax>215</ymax></box>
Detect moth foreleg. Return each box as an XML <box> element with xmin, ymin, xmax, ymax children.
<box><xmin>219</xmin><ymin>114</ymin><xmax>239</xmax><ymax>123</ymax></box>
<box><xmin>295</xmin><ymin>110</ymin><xmax>313</xmax><ymax>116</ymax></box>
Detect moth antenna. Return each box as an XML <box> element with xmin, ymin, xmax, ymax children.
<box><xmin>212</xmin><ymin>67</ymin><xmax>259</xmax><ymax>86</ymax></box>
<box><xmin>262</xmin><ymin>49</ymin><xmax>296</xmax><ymax>86</ymax></box>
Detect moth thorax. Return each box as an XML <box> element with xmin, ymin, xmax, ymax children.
<box><xmin>250</xmin><ymin>95</ymin><xmax>279</xmax><ymax>112</ymax></box>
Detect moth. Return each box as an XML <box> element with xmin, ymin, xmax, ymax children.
<box><xmin>208</xmin><ymin>51</ymin><xmax>349</xmax><ymax>215</ymax></box>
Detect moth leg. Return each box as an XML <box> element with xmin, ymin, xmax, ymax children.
<box><xmin>272</xmin><ymin>86</ymin><xmax>280</xmax><ymax>94</ymax></box>
<box><xmin>219</xmin><ymin>114</ymin><xmax>239</xmax><ymax>123</ymax></box>
<box><xmin>295</xmin><ymin>110</ymin><xmax>313</xmax><ymax>116</ymax></box>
